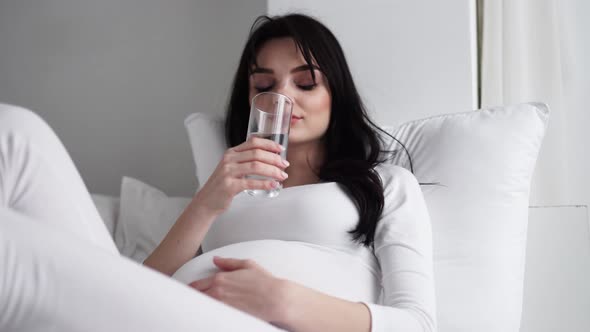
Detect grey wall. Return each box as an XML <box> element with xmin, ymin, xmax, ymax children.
<box><xmin>268</xmin><ymin>0</ymin><xmax>477</xmax><ymax>127</ymax></box>
<box><xmin>0</xmin><ymin>0</ymin><xmax>474</xmax><ymax>195</ymax></box>
<box><xmin>0</xmin><ymin>0</ymin><xmax>266</xmax><ymax>195</ymax></box>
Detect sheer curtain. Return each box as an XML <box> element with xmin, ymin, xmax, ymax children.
<box><xmin>558</xmin><ymin>1</ymin><xmax>590</xmax><ymax>208</ymax></box>
<box><xmin>480</xmin><ymin>0</ymin><xmax>588</xmax><ymax>206</ymax></box>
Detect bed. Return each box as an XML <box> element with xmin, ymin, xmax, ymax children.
<box><xmin>86</xmin><ymin>100</ymin><xmax>590</xmax><ymax>332</ymax></box>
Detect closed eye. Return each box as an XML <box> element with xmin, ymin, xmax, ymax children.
<box><xmin>254</xmin><ymin>85</ymin><xmax>274</xmax><ymax>93</ymax></box>
<box><xmin>298</xmin><ymin>84</ymin><xmax>317</xmax><ymax>91</ymax></box>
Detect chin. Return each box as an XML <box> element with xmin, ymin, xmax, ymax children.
<box><xmin>288</xmin><ymin>132</ymin><xmax>322</xmax><ymax>146</ymax></box>
<box><xmin>287</xmin><ymin>133</ymin><xmax>304</xmax><ymax>145</ymax></box>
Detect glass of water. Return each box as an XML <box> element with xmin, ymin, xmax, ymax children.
<box><xmin>245</xmin><ymin>92</ymin><xmax>294</xmax><ymax>198</ymax></box>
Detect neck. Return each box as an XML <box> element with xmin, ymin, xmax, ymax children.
<box><xmin>282</xmin><ymin>140</ymin><xmax>325</xmax><ymax>188</ymax></box>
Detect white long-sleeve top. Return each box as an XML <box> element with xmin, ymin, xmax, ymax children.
<box><xmin>197</xmin><ymin>164</ymin><xmax>437</xmax><ymax>332</ymax></box>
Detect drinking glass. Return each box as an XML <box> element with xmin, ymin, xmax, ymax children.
<box><xmin>245</xmin><ymin>92</ymin><xmax>293</xmax><ymax>198</ymax></box>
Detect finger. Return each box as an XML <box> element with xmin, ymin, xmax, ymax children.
<box><xmin>213</xmin><ymin>256</ymin><xmax>255</xmax><ymax>271</ymax></box>
<box><xmin>233</xmin><ymin>149</ymin><xmax>289</xmax><ymax>169</ymax></box>
<box><xmin>232</xmin><ymin>136</ymin><xmax>284</xmax><ymax>154</ymax></box>
<box><xmin>237</xmin><ymin>178</ymin><xmax>281</xmax><ymax>192</ymax></box>
<box><xmin>233</xmin><ymin>161</ymin><xmax>288</xmax><ymax>181</ymax></box>
<box><xmin>203</xmin><ymin>287</ymin><xmax>223</xmax><ymax>301</ymax></box>
<box><xmin>189</xmin><ymin>277</ymin><xmax>214</xmax><ymax>291</ymax></box>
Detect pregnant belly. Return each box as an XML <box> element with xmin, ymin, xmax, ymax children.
<box><xmin>172</xmin><ymin>240</ymin><xmax>381</xmax><ymax>303</ymax></box>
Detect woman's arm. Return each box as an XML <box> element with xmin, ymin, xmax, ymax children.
<box><xmin>189</xmin><ymin>257</ymin><xmax>371</xmax><ymax>331</ymax></box>
<box><xmin>144</xmin><ymin>137</ymin><xmax>289</xmax><ymax>276</ymax></box>
<box><xmin>276</xmin><ymin>281</ymin><xmax>371</xmax><ymax>332</ymax></box>
<box><xmin>363</xmin><ymin>165</ymin><xmax>437</xmax><ymax>332</ymax></box>
<box><xmin>142</xmin><ymin>198</ymin><xmax>218</xmax><ymax>276</ymax></box>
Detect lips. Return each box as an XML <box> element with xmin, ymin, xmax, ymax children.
<box><xmin>290</xmin><ymin>116</ymin><xmax>302</xmax><ymax>124</ymax></box>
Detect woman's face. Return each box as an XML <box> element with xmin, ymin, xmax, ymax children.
<box><xmin>249</xmin><ymin>38</ymin><xmax>331</xmax><ymax>146</ymax></box>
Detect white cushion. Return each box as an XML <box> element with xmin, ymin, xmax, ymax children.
<box><xmin>114</xmin><ymin>176</ymin><xmax>191</xmax><ymax>262</ymax></box>
<box><xmin>184</xmin><ymin>113</ymin><xmax>226</xmax><ymax>189</ymax></box>
<box><xmin>384</xmin><ymin>102</ymin><xmax>548</xmax><ymax>331</ymax></box>
<box><xmin>91</xmin><ymin>194</ymin><xmax>120</xmax><ymax>238</ymax></box>
<box><xmin>184</xmin><ymin>102</ymin><xmax>548</xmax><ymax>332</ymax></box>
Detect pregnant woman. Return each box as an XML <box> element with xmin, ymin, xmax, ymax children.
<box><xmin>0</xmin><ymin>14</ymin><xmax>436</xmax><ymax>332</ymax></box>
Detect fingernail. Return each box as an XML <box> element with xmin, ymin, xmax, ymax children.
<box><xmin>279</xmin><ymin>145</ymin><xmax>286</xmax><ymax>151</ymax></box>
<box><xmin>272</xmin><ymin>181</ymin><xmax>280</xmax><ymax>188</ymax></box>
<box><xmin>282</xmin><ymin>159</ymin><xmax>290</xmax><ymax>167</ymax></box>
<box><xmin>281</xmin><ymin>171</ymin><xmax>288</xmax><ymax>178</ymax></box>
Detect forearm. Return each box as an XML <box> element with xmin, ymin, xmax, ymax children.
<box><xmin>276</xmin><ymin>280</ymin><xmax>371</xmax><ymax>332</ymax></box>
<box><xmin>143</xmin><ymin>199</ymin><xmax>217</xmax><ymax>276</ymax></box>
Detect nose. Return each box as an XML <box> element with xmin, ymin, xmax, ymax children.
<box><xmin>274</xmin><ymin>81</ymin><xmax>295</xmax><ymax>104</ymax></box>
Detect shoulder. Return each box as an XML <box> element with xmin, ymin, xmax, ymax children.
<box><xmin>373</xmin><ymin>164</ymin><xmax>420</xmax><ymax>191</ymax></box>
<box><xmin>372</xmin><ymin>164</ymin><xmax>432</xmax><ymax>251</ymax></box>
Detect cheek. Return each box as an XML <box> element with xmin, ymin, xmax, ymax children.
<box><xmin>248</xmin><ymin>88</ymin><xmax>256</xmax><ymax>103</ymax></box>
<box><xmin>297</xmin><ymin>92</ymin><xmax>331</xmax><ymax>139</ymax></box>
<box><xmin>288</xmin><ymin>91</ymin><xmax>331</xmax><ymax>143</ymax></box>
<box><xmin>313</xmin><ymin>92</ymin><xmax>331</xmax><ymax>126</ymax></box>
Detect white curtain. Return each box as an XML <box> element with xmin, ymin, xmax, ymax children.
<box><xmin>480</xmin><ymin>0</ymin><xmax>588</xmax><ymax>206</ymax></box>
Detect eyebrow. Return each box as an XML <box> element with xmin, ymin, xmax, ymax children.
<box><xmin>251</xmin><ymin>64</ymin><xmax>321</xmax><ymax>75</ymax></box>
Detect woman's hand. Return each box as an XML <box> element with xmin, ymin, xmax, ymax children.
<box><xmin>189</xmin><ymin>257</ymin><xmax>289</xmax><ymax>324</ymax></box>
<box><xmin>192</xmin><ymin>136</ymin><xmax>290</xmax><ymax>216</ymax></box>
<box><xmin>190</xmin><ymin>257</ymin><xmax>372</xmax><ymax>332</ymax></box>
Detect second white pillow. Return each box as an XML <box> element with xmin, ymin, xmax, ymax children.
<box><xmin>114</xmin><ymin>176</ymin><xmax>191</xmax><ymax>263</ymax></box>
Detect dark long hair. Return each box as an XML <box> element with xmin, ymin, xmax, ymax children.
<box><xmin>225</xmin><ymin>14</ymin><xmax>413</xmax><ymax>248</ymax></box>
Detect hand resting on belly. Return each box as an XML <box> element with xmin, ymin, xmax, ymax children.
<box><xmin>172</xmin><ymin>239</ymin><xmax>381</xmax><ymax>303</ymax></box>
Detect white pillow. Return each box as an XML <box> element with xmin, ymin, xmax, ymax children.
<box><xmin>184</xmin><ymin>113</ymin><xmax>226</xmax><ymax>189</ymax></box>
<box><xmin>384</xmin><ymin>102</ymin><xmax>548</xmax><ymax>332</ymax></box>
<box><xmin>114</xmin><ymin>176</ymin><xmax>191</xmax><ymax>262</ymax></box>
<box><xmin>183</xmin><ymin>102</ymin><xmax>548</xmax><ymax>332</ymax></box>
<box><xmin>91</xmin><ymin>194</ymin><xmax>120</xmax><ymax>238</ymax></box>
